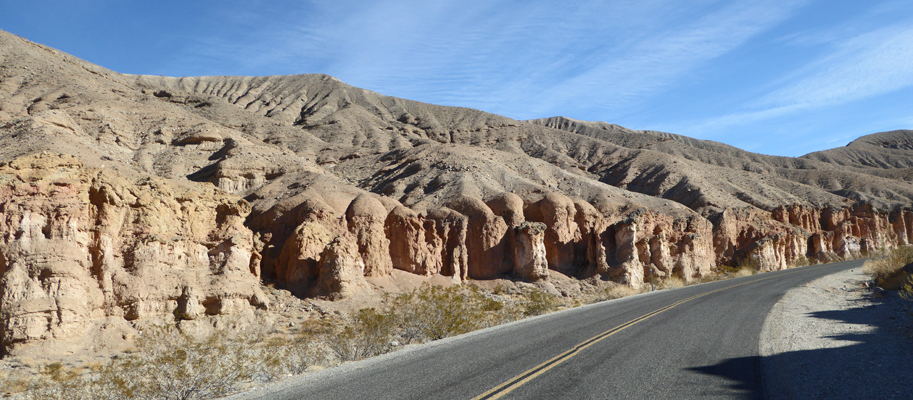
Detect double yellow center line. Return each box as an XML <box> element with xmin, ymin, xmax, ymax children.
<box><xmin>471</xmin><ymin>266</ymin><xmax>826</xmax><ymax>400</ymax></box>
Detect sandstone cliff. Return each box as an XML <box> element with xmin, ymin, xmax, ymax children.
<box><xmin>0</xmin><ymin>153</ymin><xmax>266</xmax><ymax>355</ymax></box>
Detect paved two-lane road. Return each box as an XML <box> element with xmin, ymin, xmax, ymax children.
<box><xmin>232</xmin><ymin>260</ymin><xmax>864</xmax><ymax>400</ymax></box>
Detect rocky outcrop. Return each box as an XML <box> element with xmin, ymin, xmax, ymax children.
<box><xmin>345</xmin><ymin>195</ymin><xmax>392</xmax><ymax>277</ymax></box>
<box><xmin>512</xmin><ymin>222</ymin><xmax>549</xmax><ymax>281</ymax></box>
<box><xmin>449</xmin><ymin>197</ymin><xmax>511</xmax><ymax>279</ymax></box>
<box><xmin>596</xmin><ymin>208</ymin><xmax>714</xmax><ymax>288</ymax></box>
<box><xmin>256</xmin><ymin>191</ymin><xmax>719</xmax><ymax>290</ymax></box>
<box><xmin>311</xmin><ymin>233</ymin><xmax>366</xmax><ymax>300</ymax></box>
<box><xmin>0</xmin><ymin>153</ymin><xmax>266</xmax><ymax>355</ymax></box>
<box><xmin>5</xmin><ymin>150</ymin><xmax>899</xmax><ymax>358</ymax></box>
<box><xmin>425</xmin><ymin>208</ymin><xmax>469</xmax><ymax>281</ymax></box>
<box><xmin>276</xmin><ymin>221</ymin><xmax>334</xmax><ymax>296</ymax></box>
<box><xmin>527</xmin><ymin>193</ymin><xmax>581</xmax><ymax>275</ymax></box>
<box><xmin>385</xmin><ymin>206</ymin><xmax>441</xmax><ymax>276</ymax></box>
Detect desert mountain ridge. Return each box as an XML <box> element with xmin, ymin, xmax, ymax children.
<box><xmin>1</xmin><ymin>29</ymin><xmax>912</xmax><ymax>357</ymax></box>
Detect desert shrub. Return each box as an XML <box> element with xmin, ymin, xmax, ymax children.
<box><xmin>388</xmin><ymin>284</ymin><xmax>496</xmax><ymax>343</ymax></box>
<box><xmin>736</xmin><ymin>256</ymin><xmax>761</xmax><ymax>273</ymax></box>
<box><xmin>98</xmin><ymin>325</ymin><xmax>261</xmax><ymax>400</ymax></box>
<box><xmin>864</xmin><ymin>246</ymin><xmax>913</xmax><ymax>290</ymax></box>
<box><xmin>519</xmin><ymin>288</ymin><xmax>560</xmax><ymax>316</ymax></box>
<box><xmin>714</xmin><ymin>258</ymin><xmax>759</xmax><ymax>278</ymax></box>
<box><xmin>11</xmin><ymin>317</ymin><xmax>333</xmax><ymax>399</ymax></box>
<box><xmin>323</xmin><ymin>283</ymin><xmax>511</xmax><ymax>356</ymax></box>
<box><xmin>256</xmin><ymin>329</ymin><xmax>322</xmax><ymax>381</ymax></box>
<box><xmin>18</xmin><ymin>362</ymin><xmax>101</xmax><ymax>400</ymax></box>
<box><xmin>325</xmin><ymin>308</ymin><xmax>396</xmax><ymax>362</ymax></box>
<box><xmin>11</xmin><ymin>322</ymin><xmax>312</xmax><ymax>400</ymax></box>
<box><xmin>789</xmin><ymin>255</ymin><xmax>817</xmax><ymax>268</ymax></box>
<box><xmin>586</xmin><ymin>283</ymin><xmax>641</xmax><ymax>303</ymax></box>
<box><xmin>902</xmin><ymin>274</ymin><xmax>913</xmax><ymax>301</ymax></box>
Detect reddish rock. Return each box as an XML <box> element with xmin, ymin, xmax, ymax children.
<box><xmin>526</xmin><ymin>192</ymin><xmax>581</xmax><ymax>274</ymax></box>
<box><xmin>449</xmin><ymin>197</ymin><xmax>510</xmax><ymax>279</ymax></box>
<box><xmin>385</xmin><ymin>206</ymin><xmax>440</xmax><ymax>275</ymax></box>
<box><xmin>574</xmin><ymin>199</ymin><xmax>611</xmax><ymax>277</ymax></box>
<box><xmin>426</xmin><ymin>208</ymin><xmax>469</xmax><ymax>281</ymax></box>
<box><xmin>487</xmin><ymin>193</ymin><xmax>525</xmax><ymax>226</ymax></box>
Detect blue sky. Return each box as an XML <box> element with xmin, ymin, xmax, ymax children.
<box><xmin>2</xmin><ymin>0</ymin><xmax>912</xmax><ymax>157</ymax></box>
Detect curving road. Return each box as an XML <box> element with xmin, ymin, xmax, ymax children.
<box><xmin>231</xmin><ymin>260</ymin><xmax>863</xmax><ymax>400</ymax></box>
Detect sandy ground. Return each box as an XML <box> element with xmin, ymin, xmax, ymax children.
<box><xmin>761</xmin><ymin>268</ymin><xmax>913</xmax><ymax>399</ymax></box>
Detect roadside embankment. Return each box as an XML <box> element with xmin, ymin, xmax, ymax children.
<box><xmin>761</xmin><ymin>267</ymin><xmax>913</xmax><ymax>399</ymax></box>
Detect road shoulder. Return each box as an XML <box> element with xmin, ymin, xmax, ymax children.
<box><xmin>760</xmin><ymin>267</ymin><xmax>913</xmax><ymax>399</ymax></box>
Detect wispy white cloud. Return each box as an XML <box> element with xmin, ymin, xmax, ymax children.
<box><xmin>684</xmin><ymin>18</ymin><xmax>913</xmax><ymax>134</ymax></box>
<box><xmin>762</xmin><ymin>23</ymin><xmax>913</xmax><ymax>108</ymax></box>
<box><xmin>169</xmin><ymin>0</ymin><xmax>807</xmax><ymax>119</ymax></box>
<box><xmin>517</xmin><ymin>0</ymin><xmax>809</xmax><ymax>118</ymax></box>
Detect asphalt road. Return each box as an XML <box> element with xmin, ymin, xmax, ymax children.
<box><xmin>231</xmin><ymin>260</ymin><xmax>864</xmax><ymax>400</ymax></box>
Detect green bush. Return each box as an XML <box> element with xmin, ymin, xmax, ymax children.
<box><xmin>519</xmin><ymin>288</ymin><xmax>560</xmax><ymax>316</ymax></box>
<box><xmin>325</xmin><ymin>308</ymin><xmax>396</xmax><ymax>362</ymax></box>
<box><xmin>389</xmin><ymin>284</ymin><xmax>494</xmax><ymax>343</ymax></box>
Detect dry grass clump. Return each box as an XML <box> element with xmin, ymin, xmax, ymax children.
<box><xmin>658</xmin><ymin>275</ymin><xmax>686</xmax><ymax>290</ymax></box>
<box><xmin>590</xmin><ymin>283</ymin><xmax>642</xmax><ymax>302</ymax></box>
<box><xmin>864</xmin><ymin>246</ymin><xmax>913</xmax><ymax>290</ymax></box>
<box><xmin>902</xmin><ymin>275</ymin><xmax>913</xmax><ymax>301</ymax></box>
<box><xmin>731</xmin><ymin>267</ymin><xmax>757</xmax><ymax>278</ymax></box>
<box><xmin>707</xmin><ymin>261</ymin><xmax>758</xmax><ymax>281</ymax></box>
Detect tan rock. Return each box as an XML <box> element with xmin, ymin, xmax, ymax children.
<box><xmin>276</xmin><ymin>221</ymin><xmax>334</xmax><ymax>296</ymax></box>
<box><xmin>487</xmin><ymin>192</ymin><xmax>525</xmax><ymax>226</ymax></box>
<box><xmin>345</xmin><ymin>194</ymin><xmax>392</xmax><ymax>277</ymax></box>
<box><xmin>527</xmin><ymin>192</ymin><xmax>581</xmax><ymax>274</ymax></box>
<box><xmin>426</xmin><ymin>207</ymin><xmax>469</xmax><ymax>281</ymax></box>
<box><xmin>747</xmin><ymin>230</ymin><xmax>810</xmax><ymax>272</ymax></box>
<box><xmin>311</xmin><ymin>233</ymin><xmax>366</xmax><ymax>300</ymax></box>
<box><xmin>573</xmin><ymin>198</ymin><xmax>610</xmax><ymax>277</ymax></box>
<box><xmin>613</xmin><ymin>219</ymin><xmax>644</xmax><ymax>288</ymax></box>
<box><xmin>0</xmin><ymin>153</ymin><xmax>264</xmax><ymax>355</ymax></box>
<box><xmin>513</xmin><ymin>222</ymin><xmax>549</xmax><ymax>281</ymax></box>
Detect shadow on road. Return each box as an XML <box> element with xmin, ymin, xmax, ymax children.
<box><xmin>687</xmin><ymin>297</ymin><xmax>913</xmax><ymax>400</ymax></box>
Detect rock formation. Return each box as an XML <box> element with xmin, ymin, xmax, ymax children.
<box><xmin>0</xmin><ymin>153</ymin><xmax>266</xmax><ymax>355</ymax></box>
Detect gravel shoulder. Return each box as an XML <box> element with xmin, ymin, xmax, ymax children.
<box><xmin>760</xmin><ymin>267</ymin><xmax>913</xmax><ymax>399</ymax></box>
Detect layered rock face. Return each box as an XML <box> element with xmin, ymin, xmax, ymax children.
<box><xmin>0</xmin><ymin>153</ymin><xmax>266</xmax><ymax>355</ymax></box>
